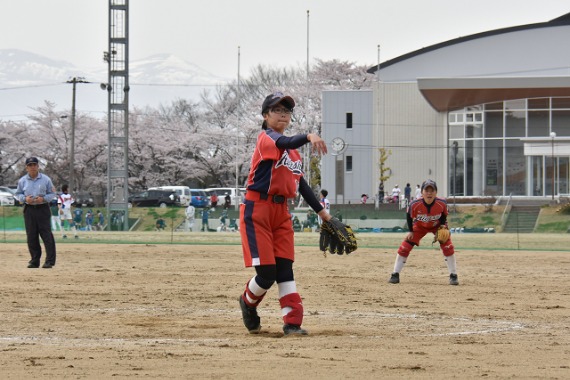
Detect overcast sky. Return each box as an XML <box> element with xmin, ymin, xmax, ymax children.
<box><xmin>2</xmin><ymin>0</ymin><xmax>569</xmax><ymax>80</ymax></box>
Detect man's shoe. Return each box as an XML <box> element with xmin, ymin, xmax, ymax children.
<box><xmin>283</xmin><ymin>324</ymin><xmax>308</xmax><ymax>336</ymax></box>
<box><xmin>42</xmin><ymin>262</ymin><xmax>53</xmax><ymax>269</ymax></box>
<box><xmin>449</xmin><ymin>273</ymin><xmax>459</xmax><ymax>286</ymax></box>
<box><xmin>388</xmin><ymin>272</ymin><xmax>400</xmax><ymax>284</ymax></box>
<box><xmin>27</xmin><ymin>262</ymin><xmax>39</xmax><ymax>268</ymax></box>
<box><xmin>239</xmin><ymin>296</ymin><xmax>261</xmax><ymax>334</ymax></box>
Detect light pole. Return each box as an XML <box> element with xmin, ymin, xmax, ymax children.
<box><xmin>550</xmin><ymin>131</ymin><xmax>556</xmax><ymax>200</ymax></box>
<box><xmin>66</xmin><ymin>77</ymin><xmax>89</xmax><ymax>191</ymax></box>
<box><xmin>452</xmin><ymin>141</ymin><xmax>458</xmax><ymax>212</ymax></box>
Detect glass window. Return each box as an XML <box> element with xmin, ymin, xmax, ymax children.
<box><xmin>505</xmin><ymin>110</ymin><xmax>526</xmax><ymax>137</ymax></box>
<box><xmin>466</xmin><ymin>124</ymin><xmax>483</xmax><ymax>139</ymax></box>
<box><xmin>346</xmin><ymin>113</ymin><xmax>353</xmax><ymax>129</ymax></box>
<box><xmin>484</xmin><ymin>140</ymin><xmax>503</xmax><ymax>196</ymax></box>
<box><xmin>449</xmin><ymin>124</ymin><xmax>464</xmax><ymax>139</ymax></box>
<box><xmin>505</xmin><ymin>99</ymin><xmax>526</xmax><ymax>111</ymax></box>
<box><xmin>484</xmin><ymin>111</ymin><xmax>503</xmax><ymax>138</ymax></box>
<box><xmin>485</xmin><ymin>102</ymin><xmax>503</xmax><ymax>110</ymax></box>
<box><xmin>552</xmin><ymin>110</ymin><xmax>570</xmax><ymax>136</ymax></box>
<box><xmin>552</xmin><ymin>97</ymin><xmax>570</xmax><ymax>109</ymax></box>
<box><xmin>448</xmin><ymin>113</ymin><xmax>456</xmax><ymax>123</ymax></box>
<box><xmin>528</xmin><ymin>98</ymin><xmax>549</xmax><ymax>109</ymax></box>
<box><xmin>505</xmin><ymin>140</ymin><xmax>526</xmax><ymax>196</ymax></box>
<box><xmin>448</xmin><ymin>141</ymin><xmax>463</xmax><ymax>196</ymax></box>
<box><xmin>528</xmin><ymin>110</ymin><xmax>549</xmax><ymax>137</ymax></box>
<box><xmin>346</xmin><ymin>155</ymin><xmax>352</xmax><ymax>172</ymax></box>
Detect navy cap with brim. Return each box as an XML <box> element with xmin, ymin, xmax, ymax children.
<box><xmin>261</xmin><ymin>91</ymin><xmax>295</xmax><ymax>114</ymax></box>
<box><xmin>25</xmin><ymin>157</ymin><xmax>39</xmax><ymax>165</ymax></box>
<box><xmin>421</xmin><ymin>179</ymin><xmax>438</xmax><ymax>191</ymax></box>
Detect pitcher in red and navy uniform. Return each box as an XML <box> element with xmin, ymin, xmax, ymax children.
<box><xmin>238</xmin><ymin>91</ymin><xmax>330</xmax><ymax>336</ymax></box>
<box><xmin>388</xmin><ymin>179</ymin><xmax>459</xmax><ymax>285</ymax></box>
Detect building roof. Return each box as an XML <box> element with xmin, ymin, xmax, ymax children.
<box><xmin>367</xmin><ymin>13</ymin><xmax>570</xmax><ymax>75</ymax></box>
<box><xmin>418</xmin><ymin>77</ymin><xmax>570</xmax><ymax>112</ymax></box>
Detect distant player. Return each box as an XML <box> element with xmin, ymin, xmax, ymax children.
<box><xmin>59</xmin><ymin>184</ymin><xmax>78</xmax><ymax>239</ymax></box>
<box><xmin>388</xmin><ymin>179</ymin><xmax>459</xmax><ymax>285</ymax></box>
<box><xmin>318</xmin><ymin>189</ymin><xmax>330</xmax><ymax>226</ymax></box>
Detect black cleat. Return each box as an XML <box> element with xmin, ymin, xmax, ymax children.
<box><xmin>42</xmin><ymin>262</ymin><xmax>53</xmax><ymax>269</ymax></box>
<box><xmin>27</xmin><ymin>261</ymin><xmax>39</xmax><ymax>269</ymax></box>
<box><xmin>239</xmin><ymin>296</ymin><xmax>261</xmax><ymax>334</ymax></box>
<box><xmin>283</xmin><ymin>324</ymin><xmax>308</xmax><ymax>336</ymax></box>
<box><xmin>449</xmin><ymin>273</ymin><xmax>459</xmax><ymax>286</ymax></box>
<box><xmin>388</xmin><ymin>272</ymin><xmax>400</xmax><ymax>284</ymax></box>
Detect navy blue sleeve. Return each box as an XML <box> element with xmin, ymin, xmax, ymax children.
<box><xmin>299</xmin><ymin>177</ymin><xmax>323</xmax><ymax>212</ymax></box>
<box><xmin>275</xmin><ymin>134</ymin><xmax>309</xmax><ymax>150</ymax></box>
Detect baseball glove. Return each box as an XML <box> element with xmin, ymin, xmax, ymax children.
<box><xmin>319</xmin><ymin>217</ymin><xmax>357</xmax><ymax>255</ymax></box>
<box><xmin>433</xmin><ymin>226</ymin><xmax>451</xmax><ymax>244</ymax></box>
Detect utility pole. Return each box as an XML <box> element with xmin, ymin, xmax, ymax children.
<box><xmin>66</xmin><ymin>77</ymin><xmax>89</xmax><ymax>192</ymax></box>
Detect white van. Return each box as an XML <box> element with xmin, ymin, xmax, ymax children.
<box><xmin>204</xmin><ymin>187</ymin><xmax>246</xmax><ymax>207</ymax></box>
<box><xmin>148</xmin><ymin>186</ymin><xmax>191</xmax><ymax>206</ymax></box>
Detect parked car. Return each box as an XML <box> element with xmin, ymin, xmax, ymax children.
<box><xmin>73</xmin><ymin>191</ymin><xmax>95</xmax><ymax>207</ymax></box>
<box><xmin>148</xmin><ymin>186</ymin><xmax>191</xmax><ymax>206</ymax></box>
<box><xmin>190</xmin><ymin>189</ymin><xmax>209</xmax><ymax>208</ymax></box>
<box><xmin>128</xmin><ymin>189</ymin><xmax>178</xmax><ymax>208</ymax></box>
<box><xmin>204</xmin><ymin>187</ymin><xmax>246</xmax><ymax>207</ymax></box>
<box><xmin>0</xmin><ymin>190</ymin><xmax>16</xmax><ymax>206</ymax></box>
<box><xmin>0</xmin><ymin>186</ymin><xmax>21</xmax><ymax>206</ymax></box>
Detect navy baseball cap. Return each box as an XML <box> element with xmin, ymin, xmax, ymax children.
<box><xmin>25</xmin><ymin>157</ymin><xmax>39</xmax><ymax>166</ymax></box>
<box><xmin>421</xmin><ymin>179</ymin><xmax>437</xmax><ymax>191</ymax></box>
<box><xmin>261</xmin><ymin>91</ymin><xmax>295</xmax><ymax>114</ymax></box>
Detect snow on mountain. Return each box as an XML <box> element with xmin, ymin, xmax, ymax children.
<box><xmin>0</xmin><ymin>49</ymin><xmax>86</xmax><ymax>86</ymax></box>
<box><xmin>0</xmin><ymin>49</ymin><xmax>230</xmax><ymax>120</ymax></box>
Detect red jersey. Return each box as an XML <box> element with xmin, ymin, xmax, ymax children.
<box><xmin>246</xmin><ymin>129</ymin><xmax>303</xmax><ymax>198</ymax></box>
<box><xmin>407</xmin><ymin>197</ymin><xmax>448</xmax><ymax>231</ymax></box>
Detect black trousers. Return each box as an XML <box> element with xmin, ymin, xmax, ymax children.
<box><xmin>23</xmin><ymin>204</ymin><xmax>56</xmax><ymax>265</ymax></box>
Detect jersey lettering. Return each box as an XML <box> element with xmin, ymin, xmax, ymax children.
<box><xmin>275</xmin><ymin>151</ymin><xmax>303</xmax><ymax>175</ymax></box>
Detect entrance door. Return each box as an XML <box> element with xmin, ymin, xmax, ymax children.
<box><xmin>531</xmin><ymin>156</ymin><xmax>543</xmax><ymax>196</ymax></box>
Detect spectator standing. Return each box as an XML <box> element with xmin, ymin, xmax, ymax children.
<box><xmin>73</xmin><ymin>206</ymin><xmax>83</xmax><ymax>233</ymax></box>
<box><xmin>15</xmin><ymin>157</ymin><xmax>57</xmax><ymax>269</ymax></box>
<box><xmin>404</xmin><ymin>183</ymin><xmax>412</xmax><ymax>205</ymax></box>
<box><xmin>415</xmin><ymin>184</ymin><xmax>422</xmax><ymax>199</ymax></box>
<box><xmin>318</xmin><ymin>189</ymin><xmax>330</xmax><ymax>225</ymax></box>
<box><xmin>201</xmin><ymin>208</ymin><xmax>210</xmax><ymax>231</ymax></box>
<box><xmin>185</xmin><ymin>204</ymin><xmax>196</xmax><ymax>232</ymax></box>
<box><xmin>85</xmin><ymin>209</ymin><xmax>94</xmax><ymax>231</ymax></box>
<box><xmin>96</xmin><ymin>210</ymin><xmax>105</xmax><ymax>231</ymax></box>
<box><xmin>391</xmin><ymin>185</ymin><xmax>401</xmax><ymax>203</ymax></box>
<box><xmin>59</xmin><ymin>184</ymin><xmax>78</xmax><ymax>239</ymax></box>
<box><xmin>224</xmin><ymin>193</ymin><xmax>231</xmax><ymax>209</ymax></box>
<box><xmin>361</xmin><ymin>194</ymin><xmax>368</xmax><ymax>204</ymax></box>
<box><xmin>210</xmin><ymin>192</ymin><xmax>219</xmax><ymax>209</ymax></box>
<box><xmin>50</xmin><ymin>198</ymin><xmax>63</xmax><ymax>232</ymax></box>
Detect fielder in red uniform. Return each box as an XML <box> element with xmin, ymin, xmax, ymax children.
<box><xmin>388</xmin><ymin>179</ymin><xmax>459</xmax><ymax>285</ymax></box>
<box><xmin>239</xmin><ymin>91</ymin><xmax>330</xmax><ymax>336</ymax></box>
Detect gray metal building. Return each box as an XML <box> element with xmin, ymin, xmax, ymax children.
<box><xmin>321</xmin><ymin>12</ymin><xmax>570</xmax><ymax>203</ymax></box>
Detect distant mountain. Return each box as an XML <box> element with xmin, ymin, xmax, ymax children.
<box><xmin>0</xmin><ymin>49</ymin><xmax>230</xmax><ymax>120</ymax></box>
<box><xmin>0</xmin><ymin>49</ymin><xmax>84</xmax><ymax>86</ymax></box>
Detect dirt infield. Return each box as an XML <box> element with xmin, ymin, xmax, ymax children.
<box><xmin>1</xmin><ymin>236</ymin><xmax>569</xmax><ymax>379</ymax></box>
